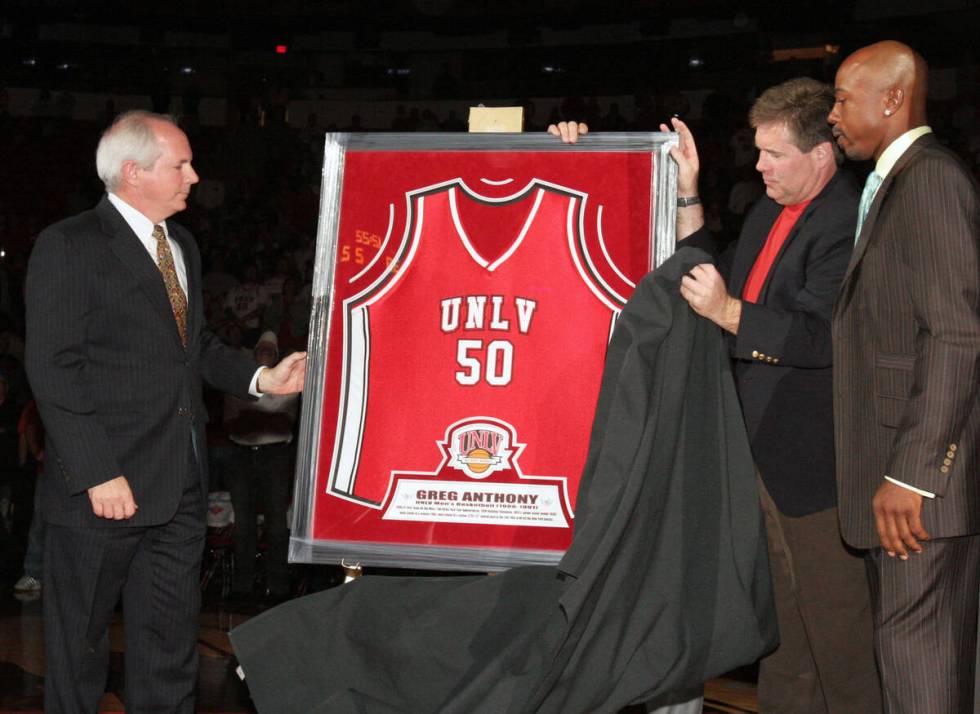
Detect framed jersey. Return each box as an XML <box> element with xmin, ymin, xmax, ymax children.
<box><xmin>291</xmin><ymin>132</ymin><xmax>678</xmax><ymax>571</ymax></box>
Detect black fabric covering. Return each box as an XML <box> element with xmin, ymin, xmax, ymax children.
<box><xmin>230</xmin><ymin>247</ymin><xmax>777</xmax><ymax>713</ymax></box>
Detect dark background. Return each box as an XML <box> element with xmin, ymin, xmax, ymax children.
<box><xmin>0</xmin><ymin>0</ymin><xmax>977</xmax><ymax>362</ymax></box>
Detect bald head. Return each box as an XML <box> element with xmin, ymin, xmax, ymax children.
<box><xmin>828</xmin><ymin>41</ymin><xmax>929</xmax><ymax>161</ymax></box>
<box><xmin>844</xmin><ymin>41</ymin><xmax>928</xmax><ymax>120</ymax></box>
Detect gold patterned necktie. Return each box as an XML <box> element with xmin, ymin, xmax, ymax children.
<box><xmin>152</xmin><ymin>224</ymin><xmax>188</xmax><ymax>346</ymax></box>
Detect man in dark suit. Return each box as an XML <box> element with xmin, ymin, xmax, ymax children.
<box><xmin>667</xmin><ymin>79</ymin><xmax>881</xmax><ymax>713</ymax></box>
<box><xmin>25</xmin><ymin>111</ymin><xmax>306</xmax><ymax>713</ymax></box>
<box><xmin>829</xmin><ymin>41</ymin><xmax>979</xmax><ymax>713</ymax></box>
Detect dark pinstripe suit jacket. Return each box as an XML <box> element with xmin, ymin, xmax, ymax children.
<box><xmin>832</xmin><ymin>134</ymin><xmax>980</xmax><ymax>548</ymax></box>
<box><xmin>25</xmin><ymin>196</ymin><xmax>258</xmax><ymax>528</ymax></box>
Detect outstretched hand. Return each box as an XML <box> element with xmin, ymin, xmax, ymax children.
<box><xmin>258</xmin><ymin>351</ymin><xmax>307</xmax><ymax>395</ymax></box>
<box><xmin>659</xmin><ymin>117</ymin><xmax>700</xmax><ymax>196</ymax></box>
<box><xmin>547</xmin><ymin>121</ymin><xmax>589</xmax><ymax>144</ymax></box>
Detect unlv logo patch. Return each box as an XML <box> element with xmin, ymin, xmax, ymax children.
<box><xmin>447</xmin><ymin>421</ymin><xmax>513</xmax><ymax>479</ymax></box>
<box><xmin>379</xmin><ymin>416</ymin><xmax>573</xmax><ymax>528</ymax></box>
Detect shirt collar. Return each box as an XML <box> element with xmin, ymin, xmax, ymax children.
<box><xmin>875</xmin><ymin>126</ymin><xmax>932</xmax><ymax>179</ymax></box>
<box><xmin>107</xmin><ymin>192</ymin><xmax>168</xmax><ymax>240</ymax></box>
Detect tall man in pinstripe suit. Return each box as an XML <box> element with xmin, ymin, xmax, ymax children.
<box><xmin>25</xmin><ymin>111</ymin><xmax>306</xmax><ymax>713</ymax></box>
<box><xmin>829</xmin><ymin>41</ymin><xmax>979</xmax><ymax>713</ymax></box>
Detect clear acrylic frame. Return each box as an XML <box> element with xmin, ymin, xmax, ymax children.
<box><xmin>289</xmin><ymin>131</ymin><xmax>678</xmax><ymax>571</ymax></box>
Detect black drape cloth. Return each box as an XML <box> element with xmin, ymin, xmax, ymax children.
<box><xmin>230</xmin><ymin>247</ymin><xmax>777</xmax><ymax>713</ymax></box>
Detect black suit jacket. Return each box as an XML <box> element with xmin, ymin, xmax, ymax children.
<box><xmin>25</xmin><ymin>196</ymin><xmax>258</xmax><ymax>527</ymax></box>
<box><xmin>686</xmin><ymin>170</ymin><xmax>858</xmax><ymax>516</ymax></box>
<box><xmin>833</xmin><ymin>134</ymin><xmax>980</xmax><ymax>547</ymax></box>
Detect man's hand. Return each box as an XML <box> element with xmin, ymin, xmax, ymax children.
<box><xmin>257</xmin><ymin>351</ymin><xmax>307</xmax><ymax>395</ymax></box>
<box><xmin>873</xmin><ymin>480</ymin><xmax>930</xmax><ymax>559</ymax></box>
<box><xmin>679</xmin><ymin>264</ymin><xmax>741</xmax><ymax>334</ymax></box>
<box><xmin>659</xmin><ymin>117</ymin><xmax>700</xmax><ymax>196</ymax></box>
<box><xmin>88</xmin><ymin>476</ymin><xmax>138</xmax><ymax>520</ymax></box>
<box><xmin>547</xmin><ymin>121</ymin><xmax>589</xmax><ymax>144</ymax></box>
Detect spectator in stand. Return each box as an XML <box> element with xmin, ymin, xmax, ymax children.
<box><xmin>260</xmin><ymin>255</ymin><xmax>293</xmax><ymax>304</ymax></box>
<box><xmin>603</xmin><ymin>102</ymin><xmax>630</xmax><ymax>131</ymax></box>
<box><xmin>344</xmin><ymin>114</ymin><xmax>364</xmax><ymax>132</ymax></box>
<box><xmin>391</xmin><ymin>105</ymin><xmax>412</xmax><ymax>131</ymax></box>
<box><xmin>224</xmin><ymin>332</ymin><xmax>299</xmax><ymax>606</ymax></box>
<box><xmin>407</xmin><ymin>108</ymin><xmax>421</xmax><ymax>131</ymax></box>
<box><xmin>441</xmin><ymin>110</ymin><xmax>466</xmax><ymax>132</ymax></box>
<box><xmin>0</xmin><ymin>369</ymin><xmax>20</xmax><ymax>534</ymax></box>
<box><xmin>0</xmin><ymin>311</ymin><xmax>24</xmax><ymax>364</ymax></box>
<box><xmin>225</xmin><ymin>262</ymin><xmax>265</xmax><ymax>345</ymax></box>
<box><xmin>521</xmin><ymin>99</ymin><xmax>540</xmax><ymax>132</ymax></box>
<box><xmin>263</xmin><ymin>274</ymin><xmax>310</xmax><ymax>354</ymax></box>
<box><xmin>418</xmin><ymin>109</ymin><xmax>440</xmax><ymax>131</ymax></box>
<box><xmin>432</xmin><ymin>63</ymin><xmax>459</xmax><ymax>99</ymax></box>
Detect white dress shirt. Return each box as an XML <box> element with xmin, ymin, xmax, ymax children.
<box><xmin>107</xmin><ymin>192</ymin><xmax>189</xmax><ymax>295</ymax></box>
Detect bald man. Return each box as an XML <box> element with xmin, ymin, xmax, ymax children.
<box><xmin>829</xmin><ymin>41</ymin><xmax>980</xmax><ymax>713</ymax></box>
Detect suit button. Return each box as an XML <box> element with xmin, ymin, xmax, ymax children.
<box><xmin>949</xmin><ymin>443</ymin><xmax>957</xmax><ymax>451</ymax></box>
<box><xmin>940</xmin><ymin>466</ymin><xmax>950</xmax><ymax>474</ymax></box>
<box><xmin>943</xmin><ymin>458</ymin><xmax>952</xmax><ymax>466</ymax></box>
<box><xmin>773</xmin><ymin>358</ymin><xmax>780</xmax><ymax>364</ymax></box>
<box><xmin>946</xmin><ymin>450</ymin><xmax>955</xmax><ymax>458</ymax></box>
<box><xmin>752</xmin><ymin>350</ymin><xmax>760</xmax><ymax>358</ymax></box>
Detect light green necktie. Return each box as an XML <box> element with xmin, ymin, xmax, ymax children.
<box><xmin>855</xmin><ymin>171</ymin><xmax>883</xmax><ymax>243</ymax></box>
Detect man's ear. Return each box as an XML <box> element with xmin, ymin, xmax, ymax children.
<box><xmin>120</xmin><ymin>160</ymin><xmax>141</xmax><ymax>187</ymax></box>
<box><xmin>883</xmin><ymin>86</ymin><xmax>904</xmax><ymax>117</ymax></box>
<box><xmin>812</xmin><ymin>140</ymin><xmax>834</xmax><ymax>167</ymax></box>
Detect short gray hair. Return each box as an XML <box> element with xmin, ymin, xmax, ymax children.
<box><xmin>95</xmin><ymin>110</ymin><xmax>178</xmax><ymax>192</ymax></box>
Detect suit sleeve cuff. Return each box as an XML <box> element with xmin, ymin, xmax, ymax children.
<box><xmin>884</xmin><ymin>475</ymin><xmax>936</xmax><ymax>499</ymax></box>
<box><xmin>249</xmin><ymin>367</ymin><xmax>265</xmax><ymax>397</ymax></box>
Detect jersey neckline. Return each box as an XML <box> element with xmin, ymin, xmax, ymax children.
<box><xmin>447</xmin><ymin>183</ymin><xmax>547</xmax><ymax>272</ymax></box>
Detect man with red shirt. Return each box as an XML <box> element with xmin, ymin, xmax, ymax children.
<box><xmin>672</xmin><ymin>79</ymin><xmax>882</xmax><ymax>713</ymax></box>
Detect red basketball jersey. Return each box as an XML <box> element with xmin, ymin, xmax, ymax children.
<box><xmin>328</xmin><ymin>178</ymin><xmax>629</xmax><ymax>508</ymax></box>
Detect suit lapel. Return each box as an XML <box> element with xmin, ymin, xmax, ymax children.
<box><xmin>96</xmin><ymin>197</ymin><xmax>186</xmax><ymax>350</ymax></box>
<box><xmin>756</xmin><ymin>172</ymin><xmax>847</xmax><ymax>302</ymax></box>
<box><xmin>731</xmin><ymin>189</ymin><xmax>823</xmax><ymax>304</ymax></box>
<box><xmin>755</xmin><ymin>200</ymin><xmax>823</xmax><ymax>303</ymax></box>
<box><xmin>839</xmin><ymin>135</ymin><xmax>934</xmax><ymax>297</ymax></box>
<box><xmin>729</xmin><ymin>199</ymin><xmax>781</xmax><ymax>296</ymax></box>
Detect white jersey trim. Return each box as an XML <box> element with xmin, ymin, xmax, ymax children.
<box><xmin>327</xmin><ymin>306</ymin><xmax>370</xmax><ymax>499</ymax></box>
<box><xmin>449</xmin><ymin>186</ymin><xmax>546</xmax><ymax>273</ymax></box>
<box><xmin>597</xmin><ymin>204</ymin><xmax>637</xmax><ymax>290</ymax></box>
